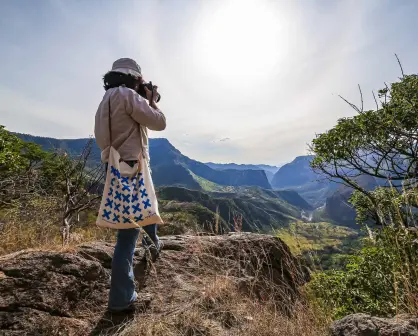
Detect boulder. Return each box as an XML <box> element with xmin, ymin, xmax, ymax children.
<box><xmin>331</xmin><ymin>313</ymin><xmax>418</xmax><ymax>336</ymax></box>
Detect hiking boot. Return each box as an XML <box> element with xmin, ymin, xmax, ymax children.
<box><xmin>134</xmin><ymin>259</ymin><xmax>148</xmax><ymax>288</ymax></box>
<box><xmin>134</xmin><ymin>241</ymin><xmax>163</xmax><ymax>287</ymax></box>
<box><xmin>108</xmin><ymin>293</ymin><xmax>152</xmax><ymax>314</ymax></box>
<box><xmin>148</xmin><ymin>243</ymin><xmax>162</xmax><ymax>262</ymax></box>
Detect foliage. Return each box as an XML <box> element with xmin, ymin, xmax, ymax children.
<box><xmin>0</xmin><ymin>127</ymin><xmax>104</xmax><ymax>244</ymax></box>
<box><xmin>308</xmin><ymin>226</ymin><xmax>418</xmax><ymax>319</ymax></box>
<box><xmin>310</xmin><ymin>74</ymin><xmax>418</xmax><ymax>224</ymax></box>
<box><xmin>0</xmin><ymin>126</ymin><xmax>48</xmax><ymax>174</ymax></box>
<box><xmin>0</xmin><ymin>126</ymin><xmax>49</xmax><ymax>206</ymax></box>
<box><xmin>1</xmin><ymin>125</ymin><xmax>32</xmax><ymax>174</ymax></box>
<box><xmin>275</xmin><ymin>221</ymin><xmax>361</xmax><ymax>270</ymax></box>
<box><xmin>308</xmin><ymin>70</ymin><xmax>418</xmax><ymax>319</ymax></box>
<box><xmin>350</xmin><ymin>186</ymin><xmax>418</xmax><ymax>227</ymax></box>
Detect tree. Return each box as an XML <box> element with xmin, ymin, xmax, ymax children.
<box><xmin>310</xmin><ymin>72</ymin><xmax>418</xmax><ymax>227</ymax></box>
<box><xmin>1</xmin><ymin>127</ymin><xmax>104</xmax><ymax>244</ymax></box>
<box><xmin>0</xmin><ymin>125</ymin><xmax>25</xmax><ymax>174</ymax></box>
<box><xmin>0</xmin><ymin>126</ymin><xmax>47</xmax><ymax>207</ymax></box>
<box><xmin>40</xmin><ymin>139</ymin><xmax>104</xmax><ymax>244</ymax></box>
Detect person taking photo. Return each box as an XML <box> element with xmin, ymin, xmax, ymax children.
<box><xmin>94</xmin><ymin>57</ymin><xmax>166</xmax><ymax>313</ymax></box>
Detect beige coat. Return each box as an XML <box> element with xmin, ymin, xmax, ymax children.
<box><xmin>94</xmin><ymin>86</ymin><xmax>166</xmax><ymax>162</ymax></box>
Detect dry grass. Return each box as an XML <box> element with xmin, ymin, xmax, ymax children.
<box><xmin>0</xmin><ymin>196</ymin><xmax>114</xmax><ymax>256</ymax></box>
<box><xmin>105</xmin><ymin>234</ymin><xmax>331</xmax><ymax>336</ymax></box>
<box><xmin>0</xmin><ymin>196</ymin><xmax>332</xmax><ymax>335</ymax></box>
<box><xmin>0</xmin><ymin>219</ymin><xmax>114</xmax><ymax>256</ymax></box>
<box><xmin>116</xmin><ymin>276</ymin><xmax>329</xmax><ymax>336</ymax></box>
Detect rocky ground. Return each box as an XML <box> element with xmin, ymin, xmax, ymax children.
<box><xmin>0</xmin><ymin>233</ymin><xmax>309</xmax><ymax>336</ymax></box>
<box><xmin>1</xmin><ymin>232</ymin><xmax>416</xmax><ymax>336</ymax></box>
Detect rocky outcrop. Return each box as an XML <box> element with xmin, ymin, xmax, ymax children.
<box><xmin>331</xmin><ymin>313</ymin><xmax>418</xmax><ymax>336</ymax></box>
<box><xmin>0</xmin><ymin>233</ymin><xmax>307</xmax><ymax>335</ymax></box>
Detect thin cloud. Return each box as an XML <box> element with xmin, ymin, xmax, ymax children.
<box><xmin>0</xmin><ymin>0</ymin><xmax>417</xmax><ymax>165</ymax></box>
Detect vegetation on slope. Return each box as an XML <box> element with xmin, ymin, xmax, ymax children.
<box><xmin>308</xmin><ymin>71</ymin><xmax>418</xmax><ymax>319</ymax></box>
<box><xmin>157</xmin><ymin>186</ymin><xmax>301</xmax><ymax>232</ymax></box>
<box><xmin>275</xmin><ymin>221</ymin><xmax>362</xmax><ymax>270</ymax></box>
<box><xmin>308</xmin><ymin>226</ymin><xmax>418</xmax><ymax>319</ymax></box>
<box><xmin>189</xmin><ymin>170</ymin><xmax>236</xmax><ymax>192</ymax></box>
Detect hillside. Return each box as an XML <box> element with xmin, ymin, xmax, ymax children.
<box><xmin>15</xmin><ymin>134</ymin><xmax>271</xmax><ymax>190</ymax></box>
<box><xmin>17</xmin><ymin>132</ymin><xmax>378</xmax><ymax>229</ymax></box>
<box><xmin>157</xmin><ymin>186</ymin><xmax>306</xmax><ymax>232</ymax></box>
<box><xmin>317</xmin><ymin>175</ymin><xmax>383</xmax><ymax>228</ymax></box>
<box><xmin>271</xmin><ymin>155</ymin><xmax>337</xmax><ymax>208</ymax></box>
<box><xmin>275</xmin><ymin>221</ymin><xmax>362</xmax><ymax>270</ymax></box>
<box><xmin>271</xmin><ymin>159</ymin><xmax>384</xmax><ymax>228</ymax></box>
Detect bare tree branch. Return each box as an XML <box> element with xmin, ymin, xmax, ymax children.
<box><xmin>395</xmin><ymin>53</ymin><xmax>405</xmax><ymax>78</ymax></box>
<box><xmin>358</xmin><ymin>84</ymin><xmax>364</xmax><ymax>113</ymax></box>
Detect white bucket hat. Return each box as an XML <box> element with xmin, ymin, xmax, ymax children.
<box><xmin>108</xmin><ymin>58</ymin><xmax>142</xmax><ymax>78</ymax></box>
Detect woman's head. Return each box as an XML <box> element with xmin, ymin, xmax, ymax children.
<box><xmin>103</xmin><ymin>58</ymin><xmax>144</xmax><ymax>91</ymax></box>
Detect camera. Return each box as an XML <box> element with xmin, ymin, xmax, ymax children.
<box><xmin>137</xmin><ymin>81</ymin><xmax>161</xmax><ymax>102</ymax></box>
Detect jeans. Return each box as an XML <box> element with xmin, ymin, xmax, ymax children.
<box><xmin>108</xmin><ymin>224</ymin><xmax>160</xmax><ymax>311</ymax></box>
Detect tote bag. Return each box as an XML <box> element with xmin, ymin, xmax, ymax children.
<box><xmin>96</xmin><ymin>94</ymin><xmax>163</xmax><ymax>229</ymax></box>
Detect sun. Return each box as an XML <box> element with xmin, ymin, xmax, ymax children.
<box><xmin>193</xmin><ymin>0</ymin><xmax>286</xmax><ymax>87</ymax></box>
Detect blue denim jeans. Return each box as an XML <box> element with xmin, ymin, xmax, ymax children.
<box><xmin>108</xmin><ymin>224</ymin><xmax>160</xmax><ymax>311</ymax></box>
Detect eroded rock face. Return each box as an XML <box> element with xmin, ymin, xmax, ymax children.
<box><xmin>0</xmin><ymin>251</ymin><xmax>109</xmax><ymax>335</ymax></box>
<box><xmin>330</xmin><ymin>313</ymin><xmax>418</xmax><ymax>336</ymax></box>
<box><xmin>0</xmin><ymin>233</ymin><xmax>307</xmax><ymax>335</ymax></box>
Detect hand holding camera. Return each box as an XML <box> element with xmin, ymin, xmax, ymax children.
<box><xmin>144</xmin><ymin>85</ymin><xmax>159</xmax><ymax>108</ymax></box>
<box><xmin>137</xmin><ymin>81</ymin><xmax>161</xmax><ymax>107</ymax></box>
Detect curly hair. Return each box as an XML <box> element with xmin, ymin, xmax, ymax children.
<box><xmin>103</xmin><ymin>72</ymin><xmax>141</xmax><ymax>91</ymax></box>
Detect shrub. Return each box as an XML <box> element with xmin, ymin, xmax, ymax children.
<box><xmin>308</xmin><ymin>226</ymin><xmax>418</xmax><ymax>319</ymax></box>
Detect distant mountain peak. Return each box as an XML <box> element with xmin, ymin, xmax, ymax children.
<box><xmin>293</xmin><ymin>155</ymin><xmax>315</xmax><ymax>162</ymax></box>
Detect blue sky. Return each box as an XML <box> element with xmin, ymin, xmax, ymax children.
<box><xmin>1</xmin><ymin>0</ymin><xmax>418</xmax><ymax>165</ymax></box>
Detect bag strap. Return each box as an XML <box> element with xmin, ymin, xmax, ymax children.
<box><xmin>108</xmin><ymin>93</ymin><xmax>112</xmax><ymax>146</ymax></box>
<box><xmin>107</xmin><ymin>87</ymin><xmax>146</xmax><ymax>162</ymax></box>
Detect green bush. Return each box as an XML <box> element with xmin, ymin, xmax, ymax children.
<box><xmin>308</xmin><ymin>226</ymin><xmax>418</xmax><ymax>319</ymax></box>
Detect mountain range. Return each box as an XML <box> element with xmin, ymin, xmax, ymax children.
<box><xmin>16</xmin><ymin>134</ymin><xmax>271</xmax><ymax>190</ymax></box>
<box><xmin>14</xmin><ymin>133</ymin><xmax>318</xmax><ymax>231</ymax></box>
<box><xmin>16</xmin><ymin>132</ymin><xmax>368</xmax><ymax>229</ymax></box>
<box><xmin>271</xmin><ymin>155</ymin><xmax>387</xmax><ymax>228</ymax></box>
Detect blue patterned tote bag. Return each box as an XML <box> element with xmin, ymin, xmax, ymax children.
<box><xmin>96</xmin><ymin>96</ymin><xmax>163</xmax><ymax>229</ymax></box>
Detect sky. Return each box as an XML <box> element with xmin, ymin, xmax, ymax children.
<box><xmin>1</xmin><ymin>0</ymin><xmax>418</xmax><ymax>165</ymax></box>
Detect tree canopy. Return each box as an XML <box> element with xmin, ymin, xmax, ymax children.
<box><xmin>311</xmin><ymin>74</ymin><xmax>418</xmax><ymax>187</ymax></box>
<box><xmin>310</xmin><ymin>74</ymin><xmax>418</xmax><ymax>226</ymax></box>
